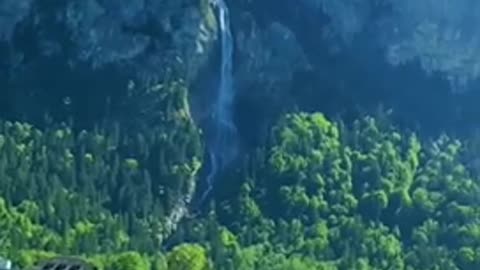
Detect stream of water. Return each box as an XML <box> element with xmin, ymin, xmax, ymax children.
<box><xmin>199</xmin><ymin>0</ymin><xmax>237</xmax><ymax>205</ymax></box>
<box><xmin>161</xmin><ymin>1</ymin><xmax>237</xmax><ymax>248</ymax></box>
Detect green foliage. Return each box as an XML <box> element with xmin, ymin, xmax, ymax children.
<box><xmin>0</xmin><ymin>81</ymin><xmax>205</xmax><ymax>269</ymax></box>
<box><xmin>167</xmin><ymin>243</ymin><xmax>210</xmax><ymax>270</ymax></box>
<box><xmin>3</xmin><ymin>103</ymin><xmax>480</xmax><ymax>269</ymax></box>
<box><xmin>109</xmin><ymin>252</ymin><xmax>151</xmax><ymax>270</ymax></box>
<box><xmin>213</xmin><ymin>111</ymin><xmax>480</xmax><ymax>269</ymax></box>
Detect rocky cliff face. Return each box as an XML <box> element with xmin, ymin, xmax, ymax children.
<box><xmin>3</xmin><ymin>0</ymin><xmax>480</xmax><ymax>142</ymax></box>
<box><xmin>229</xmin><ymin>0</ymin><xmax>480</xmax><ymax>136</ymax></box>
<box><xmin>0</xmin><ymin>0</ymin><xmax>319</xmax><ymax>142</ymax></box>
<box><xmin>0</xmin><ymin>0</ymin><xmax>218</xmax><ymax>127</ymax></box>
<box><xmin>224</xmin><ymin>0</ymin><xmax>312</xmax><ymax>148</ymax></box>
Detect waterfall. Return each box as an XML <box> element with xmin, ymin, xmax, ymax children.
<box><xmin>160</xmin><ymin>0</ymin><xmax>236</xmax><ymax>248</ymax></box>
<box><xmin>199</xmin><ymin>0</ymin><xmax>237</xmax><ymax>205</ymax></box>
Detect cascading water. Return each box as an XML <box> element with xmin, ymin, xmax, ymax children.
<box><xmin>199</xmin><ymin>0</ymin><xmax>237</xmax><ymax>205</ymax></box>
<box><xmin>160</xmin><ymin>0</ymin><xmax>236</xmax><ymax>248</ymax></box>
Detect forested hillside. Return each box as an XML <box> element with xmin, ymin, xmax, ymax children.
<box><xmin>2</xmin><ymin>109</ymin><xmax>480</xmax><ymax>269</ymax></box>
<box><xmin>2</xmin><ymin>0</ymin><xmax>480</xmax><ymax>270</ymax></box>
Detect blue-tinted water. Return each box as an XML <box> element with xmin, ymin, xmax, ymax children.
<box><xmin>200</xmin><ymin>0</ymin><xmax>237</xmax><ymax>204</ymax></box>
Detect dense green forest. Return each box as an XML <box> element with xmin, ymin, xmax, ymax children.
<box><xmin>4</xmin><ymin>0</ymin><xmax>480</xmax><ymax>270</ymax></box>
<box><xmin>3</xmin><ymin>79</ymin><xmax>480</xmax><ymax>269</ymax></box>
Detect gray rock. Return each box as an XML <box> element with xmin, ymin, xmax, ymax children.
<box><xmin>298</xmin><ymin>0</ymin><xmax>480</xmax><ymax>92</ymax></box>
<box><xmin>234</xmin><ymin>12</ymin><xmax>311</xmax><ymax>99</ymax></box>
<box><xmin>3</xmin><ymin>0</ymin><xmax>218</xmax><ymax>86</ymax></box>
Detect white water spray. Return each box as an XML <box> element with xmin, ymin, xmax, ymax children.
<box><xmin>199</xmin><ymin>0</ymin><xmax>237</xmax><ymax>205</ymax></box>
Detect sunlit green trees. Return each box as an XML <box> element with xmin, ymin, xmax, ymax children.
<box><xmin>3</xmin><ymin>107</ymin><xmax>480</xmax><ymax>269</ymax></box>
<box><xmin>215</xmin><ymin>111</ymin><xmax>480</xmax><ymax>269</ymax></box>
<box><xmin>167</xmin><ymin>243</ymin><xmax>210</xmax><ymax>270</ymax></box>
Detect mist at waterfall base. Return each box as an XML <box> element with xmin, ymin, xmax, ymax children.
<box><xmin>194</xmin><ymin>0</ymin><xmax>238</xmax><ymax>210</ymax></box>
